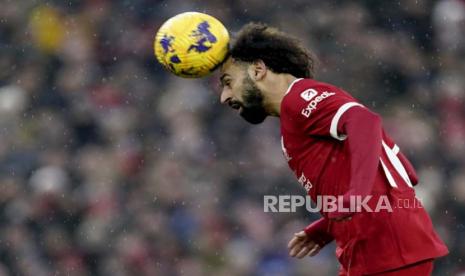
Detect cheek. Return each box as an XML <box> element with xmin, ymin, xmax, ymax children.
<box><xmin>231</xmin><ymin>84</ymin><xmax>245</xmax><ymax>102</ymax></box>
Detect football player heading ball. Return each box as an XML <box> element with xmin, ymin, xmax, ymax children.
<box><xmin>219</xmin><ymin>23</ymin><xmax>448</xmax><ymax>275</ymax></box>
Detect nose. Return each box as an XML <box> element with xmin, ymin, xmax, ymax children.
<box><xmin>220</xmin><ymin>89</ymin><xmax>232</xmax><ymax>105</ymax></box>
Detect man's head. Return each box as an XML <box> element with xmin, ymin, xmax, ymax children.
<box><xmin>219</xmin><ymin>23</ymin><xmax>316</xmax><ymax>124</ymax></box>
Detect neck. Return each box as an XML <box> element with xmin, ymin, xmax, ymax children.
<box><xmin>262</xmin><ymin>74</ymin><xmax>298</xmax><ymax>116</ymax></box>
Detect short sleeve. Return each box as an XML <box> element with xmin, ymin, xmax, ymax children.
<box><xmin>281</xmin><ymin>83</ymin><xmax>363</xmax><ymax>139</ymax></box>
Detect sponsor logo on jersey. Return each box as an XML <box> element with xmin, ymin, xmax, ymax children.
<box><xmin>300</xmin><ymin>89</ymin><xmax>318</xmax><ymax>101</ymax></box>
<box><xmin>301</xmin><ymin>91</ymin><xmax>336</xmax><ymax>118</ymax></box>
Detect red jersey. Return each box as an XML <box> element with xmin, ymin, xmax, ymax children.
<box><xmin>280</xmin><ymin>78</ymin><xmax>448</xmax><ymax>275</ymax></box>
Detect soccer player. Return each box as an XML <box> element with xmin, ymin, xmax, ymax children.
<box><xmin>218</xmin><ymin>23</ymin><xmax>448</xmax><ymax>275</ymax></box>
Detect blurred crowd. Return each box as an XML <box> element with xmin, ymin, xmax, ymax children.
<box><xmin>0</xmin><ymin>0</ymin><xmax>464</xmax><ymax>275</ymax></box>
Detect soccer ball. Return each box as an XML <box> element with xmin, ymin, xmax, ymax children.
<box><xmin>154</xmin><ymin>12</ymin><xmax>230</xmax><ymax>78</ymax></box>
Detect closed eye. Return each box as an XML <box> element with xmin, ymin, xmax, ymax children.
<box><xmin>220</xmin><ymin>74</ymin><xmax>232</xmax><ymax>89</ymax></box>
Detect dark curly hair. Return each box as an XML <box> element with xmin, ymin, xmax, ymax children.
<box><xmin>229</xmin><ymin>23</ymin><xmax>316</xmax><ymax>79</ymax></box>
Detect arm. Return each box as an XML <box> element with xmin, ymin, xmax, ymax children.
<box><xmin>304</xmin><ymin>217</ymin><xmax>333</xmax><ymax>246</ymax></box>
<box><xmin>327</xmin><ymin>106</ymin><xmax>383</xmax><ymax>220</ymax></box>
<box><xmin>288</xmin><ymin>217</ymin><xmax>333</xmax><ymax>258</ymax></box>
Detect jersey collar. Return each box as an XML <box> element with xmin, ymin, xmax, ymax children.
<box><xmin>285</xmin><ymin>78</ymin><xmax>303</xmax><ymax>95</ymax></box>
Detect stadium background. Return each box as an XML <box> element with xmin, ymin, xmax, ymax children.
<box><xmin>0</xmin><ymin>0</ymin><xmax>464</xmax><ymax>275</ymax></box>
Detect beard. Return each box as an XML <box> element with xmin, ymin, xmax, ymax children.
<box><xmin>238</xmin><ymin>76</ymin><xmax>267</xmax><ymax>124</ymax></box>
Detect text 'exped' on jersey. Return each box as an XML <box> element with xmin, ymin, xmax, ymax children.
<box><xmin>301</xmin><ymin>91</ymin><xmax>336</xmax><ymax>118</ymax></box>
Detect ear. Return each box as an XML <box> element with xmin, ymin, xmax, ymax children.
<box><xmin>247</xmin><ymin>60</ymin><xmax>267</xmax><ymax>81</ymax></box>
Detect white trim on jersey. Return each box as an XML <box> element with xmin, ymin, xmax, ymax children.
<box><xmin>285</xmin><ymin>78</ymin><xmax>303</xmax><ymax>95</ymax></box>
<box><xmin>382</xmin><ymin>141</ymin><xmax>413</xmax><ymax>188</ymax></box>
<box><xmin>329</xmin><ymin>102</ymin><xmax>364</xmax><ymax>141</ymax></box>
<box><xmin>392</xmin><ymin>144</ymin><xmax>399</xmax><ymax>155</ymax></box>
<box><xmin>380</xmin><ymin>159</ymin><xmax>398</xmax><ymax>188</ymax></box>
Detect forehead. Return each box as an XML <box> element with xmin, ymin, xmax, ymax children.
<box><xmin>220</xmin><ymin>57</ymin><xmax>245</xmax><ymax>77</ymax></box>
